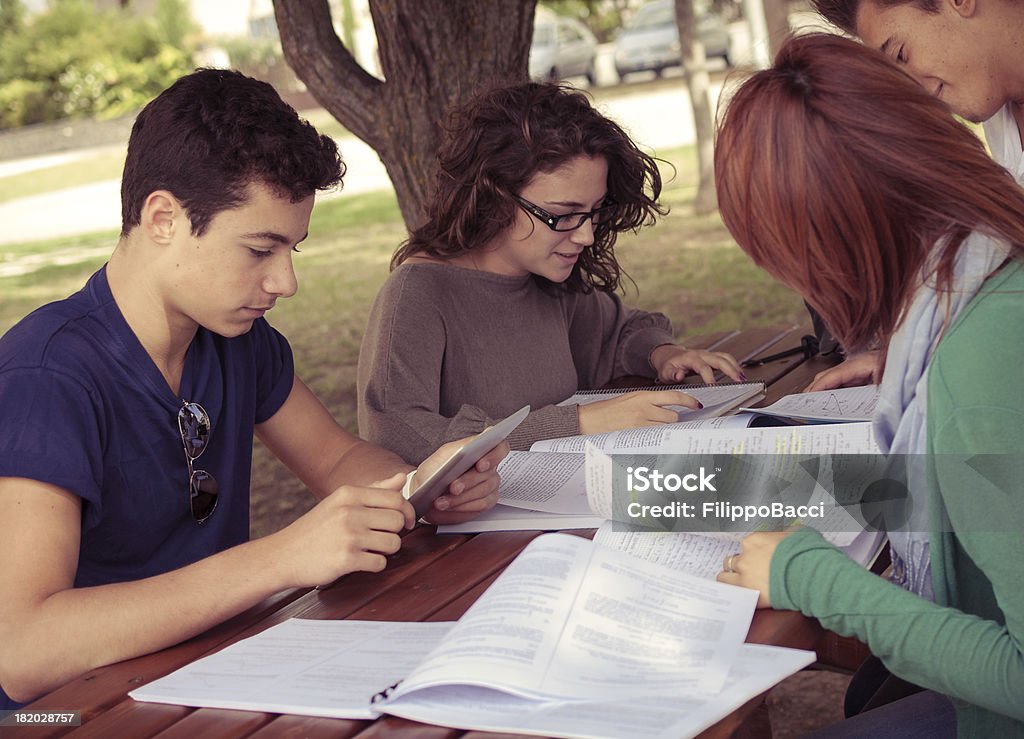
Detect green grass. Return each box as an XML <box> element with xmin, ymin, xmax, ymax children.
<box><xmin>0</xmin><ymin>144</ymin><xmax>807</xmax><ymax>538</ymax></box>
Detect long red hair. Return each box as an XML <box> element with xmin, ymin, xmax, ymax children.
<box><xmin>715</xmin><ymin>33</ymin><xmax>1024</xmax><ymax>352</ymax></box>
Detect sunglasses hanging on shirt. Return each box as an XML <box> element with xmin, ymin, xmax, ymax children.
<box><xmin>177</xmin><ymin>400</ymin><xmax>220</xmax><ymax>524</ymax></box>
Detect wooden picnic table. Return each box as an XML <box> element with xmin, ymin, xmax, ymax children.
<box><xmin>14</xmin><ymin>324</ymin><xmax>869</xmax><ymax>739</ymax></box>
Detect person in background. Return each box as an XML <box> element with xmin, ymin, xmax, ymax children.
<box><xmin>0</xmin><ymin>68</ymin><xmax>505</xmax><ymax>709</ymax></box>
<box><xmin>805</xmin><ymin>0</ymin><xmax>1024</xmax><ymax>392</ymax></box>
<box><xmin>357</xmin><ymin>82</ymin><xmax>743</xmax><ymax>464</ymax></box>
<box><xmin>714</xmin><ymin>34</ymin><xmax>1023</xmax><ymax>737</ymax></box>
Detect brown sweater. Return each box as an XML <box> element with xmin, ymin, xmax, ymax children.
<box><xmin>356</xmin><ymin>262</ymin><xmax>675</xmax><ymax>464</ymax></box>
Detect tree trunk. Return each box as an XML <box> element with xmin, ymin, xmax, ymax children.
<box><xmin>273</xmin><ymin>0</ymin><xmax>536</xmax><ymax>229</ymax></box>
<box><xmin>674</xmin><ymin>0</ymin><xmax>717</xmax><ymax>214</ymax></box>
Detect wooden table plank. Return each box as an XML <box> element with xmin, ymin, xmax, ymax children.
<box><xmin>754</xmin><ymin>354</ymin><xmax>844</xmax><ymax>405</ymax></box>
<box><xmin>67</xmin><ymin>702</ymin><xmax>190</xmax><ymax>738</ymax></box>
<box><xmin>246</xmin><ymin>715</ymin><xmax>370</xmax><ymax>739</ymax></box>
<box><xmin>695</xmin><ymin>325</ymin><xmax>802</xmax><ymax>365</ymax></box>
<box><xmin>352</xmin><ymin>717</ymin><xmax>463</xmax><ymax>738</ymax></box>
<box><xmin>144</xmin><ymin>707</ymin><xmax>272</xmax><ymax>738</ymax></box>
<box><xmin>332</xmin><ymin>531</ymin><xmax>542</xmax><ymax>621</ymax></box>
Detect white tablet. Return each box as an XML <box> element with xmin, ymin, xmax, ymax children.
<box><xmin>408</xmin><ymin>405</ymin><xmax>530</xmax><ymax>519</ymax></box>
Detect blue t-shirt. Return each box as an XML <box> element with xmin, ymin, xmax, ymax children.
<box><xmin>0</xmin><ymin>266</ymin><xmax>294</xmax><ymax>708</ymax></box>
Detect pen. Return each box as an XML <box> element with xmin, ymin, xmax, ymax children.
<box><xmin>741</xmin><ymin>335</ymin><xmax>820</xmax><ymax>368</ymax></box>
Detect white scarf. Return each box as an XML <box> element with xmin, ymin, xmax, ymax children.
<box><xmin>873</xmin><ymin>232</ymin><xmax>1010</xmax><ymax>600</ymax></box>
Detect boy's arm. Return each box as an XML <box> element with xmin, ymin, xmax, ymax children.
<box><xmin>0</xmin><ymin>474</ymin><xmax>410</xmax><ymax>704</ymax></box>
<box><xmin>256</xmin><ymin>376</ymin><xmax>504</xmax><ymax>522</ymax></box>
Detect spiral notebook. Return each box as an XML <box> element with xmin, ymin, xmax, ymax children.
<box><xmin>558</xmin><ymin>381</ymin><xmax>766</xmax><ymax>423</ymax></box>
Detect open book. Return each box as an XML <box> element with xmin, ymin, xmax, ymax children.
<box><xmin>440</xmin><ymin>422</ymin><xmax>888</xmax><ymax>575</ymax></box>
<box><xmin>440</xmin><ymin>421</ymin><xmax>881</xmax><ymax>532</ymax></box>
<box><xmin>130</xmin><ymin>534</ymin><xmax>815</xmax><ymax>739</ymax></box>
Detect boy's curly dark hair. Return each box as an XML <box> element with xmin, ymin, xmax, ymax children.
<box><xmin>120</xmin><ymin>68</ymin><xmax>344</xmax><ymax>237</ymax></box>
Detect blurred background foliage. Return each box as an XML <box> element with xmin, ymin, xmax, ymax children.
<box><xmin>0</xmin><ymin>0</ymin><xmax>196</xmax><ymax>128</ymax></box>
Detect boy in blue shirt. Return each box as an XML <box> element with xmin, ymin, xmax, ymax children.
<box><xmin>0</xmin><ymin>68</ymin><xmax>504</xmax><ymax>708</ymax></box>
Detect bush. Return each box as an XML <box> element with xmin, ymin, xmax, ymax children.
<box><xmin>0</xmin><ymin>0</ymin><xmax>196</xmax><ymax>129</ymax></box>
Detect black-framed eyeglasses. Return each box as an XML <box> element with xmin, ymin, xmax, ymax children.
<box><xmin>513</xmin><ymin>195</ymin><xmax>617</xmax><ymax>232</ymax></box>
<box><xmin>178</xmin><ymin>401</ymin><xmax>220</xmax><ymax>524</ymax></box>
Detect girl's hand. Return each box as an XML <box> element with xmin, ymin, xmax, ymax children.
<box><xmin>804</xmin><ymin>351</ymin><xmax>881</xmax><ymax>392</ymax></box>
<box><xmin>651</xmin><ymin>344</ymin><xmax>745</xmax><ymax>384</ymax></box>
<box><xmin>578</xmin><ymin>390</ymin><xmax>699</xmax><ymax>435</ymax></box>
<box><xmin>716</xmin><ymin>531</ymin><xmax>794</xmax><ymax>608</ymax></box>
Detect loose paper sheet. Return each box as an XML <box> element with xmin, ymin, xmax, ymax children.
<box><xmin>129</xmin><ymin>619</ymin><xmax>454</xmax><ymax>719</ymax></box>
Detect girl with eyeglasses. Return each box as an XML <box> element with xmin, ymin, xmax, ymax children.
<box><xmin>357</xmin><ymin>82</ymin><xmax>743</xmax><ymax>465</ymax></box>
<box><xmin>714</xmin><ymin>34</ymin><xmax>1024</xmax><ymax>737</ymax></box>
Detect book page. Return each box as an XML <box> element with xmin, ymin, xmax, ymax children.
<box><xmin>128</xmin><ymin>619</ymin><xmax>453</xmax><ymax>719</ymax></box>
<box><xmin>391</xmin><ymin>533</ymin><xmax>592</xmax><ymax>699</ymax></box>
<box><xmin>593</xmin><ymin>521</ymin><xmax>885</xmax><ymax>577</ymax></box>
<box><xmin>741</xmin><ymin>385</ymin><xmax>881</xmax><ymax>422</ymax></box>
<box><xmin>657</xmin><ymin>422</ymin><xmax>879</xmax><ymax>455</ymax></box>
<box><xmin>381</xmin><ymin>644</ymin><xmax>816</xmax><ymax>739</ymax></box>
<box><xmin>495</xmin><ymin>451</ymin><xmax>591</xmax><ymax>514</ymax></box>
<box><xmin>583</xmin><ymin>426</ymin><xmax>880</xmax><ymax>544</ymax></box>
<box><xmin>542</xmin><ymin>541</ymin><xmax>757</xmax><ymax>697</ymax></box>
<box><xmin>593</xmin><ymin>524</ymin><xmax>740</xmax><ymax>579</ymax></box>
<box><xmin>394</xmin><ymin>534</ymin><xmax>757</xmax><ymax>702</ymax></box>
<box><xmin>436</xmin><ymin>504</ymin><xmax>603</xmax><ymax>534</ymax></box>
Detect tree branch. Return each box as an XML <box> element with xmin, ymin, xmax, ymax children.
<box><xmin>273</xmin><ymin>0</ymin><xmax>386</xmax><ymax>149</ymax></box>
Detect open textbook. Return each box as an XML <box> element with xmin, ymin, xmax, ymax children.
<box><xmin>130</xmin><ymin>534</ymin><xmax>815</xmax><ymax>739</ymax></box>
<box><xmin>439</xmin><ymin>421</ymin><xmax>881</xmax><ymax>535</ymax></box>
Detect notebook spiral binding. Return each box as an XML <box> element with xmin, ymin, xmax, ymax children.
<box><xmin>370</xmin><ymin>680</ymin><xmax>403</xmax><ymax>704</ymax></box>
<box><xmin>571</xmin><ymin>380</ymin><xmax>763</xmax><ymax>395</ymax></box>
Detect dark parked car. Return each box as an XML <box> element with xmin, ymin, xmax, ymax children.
<box><xmin>614</xmin><ymin>0</ymin><xmax>732</xmax><ymax>79</ymax></box>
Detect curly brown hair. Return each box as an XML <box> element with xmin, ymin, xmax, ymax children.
<box><xmin>121</xmin><ymin>68</ymin><xmax>343</xmax><ymax>238</ymax></box>
<box><xmin>392</xmin><ymin>82</ymin><xmax>666</xmax><ymax>293</ymax></box>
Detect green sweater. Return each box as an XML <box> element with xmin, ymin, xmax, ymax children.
<box><xmin>770</xmin><ymin>260</ymin><xmax>1024</xmax><ymax>737</ymax></box>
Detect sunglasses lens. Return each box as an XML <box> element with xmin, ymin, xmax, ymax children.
<box><xmin>190</xmin><ymin>469</ymin><xmax>219</xmax><ymax>523</ymax></box>
<box><xmin>179</xmin><ymin>401</ymin><xmax>218</xmax><ymax>523</ymax></box>
<box><xmin>178</xmin><ymin>402</ymin><xmax>211</xmax><ymax>459</ymax></box>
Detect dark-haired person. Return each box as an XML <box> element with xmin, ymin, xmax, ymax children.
<box><xmin>714</xmin><ymin>34</ymin><xmax>1023</xmax><ymax>737</ymax></box>
<box><xmin>0</xmin><ymin>69</ymin><xmax>505</xmax><ymax>709</ymax></box>
<box><xmin>356</xmin><ymin>82</ymin><xmax>743</xmax><ymax>464</ymax></box>
<box><xmin>805</xmin><ymin>0</ymin><xmax>1024</xmax><ymax>393</ymax></box>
